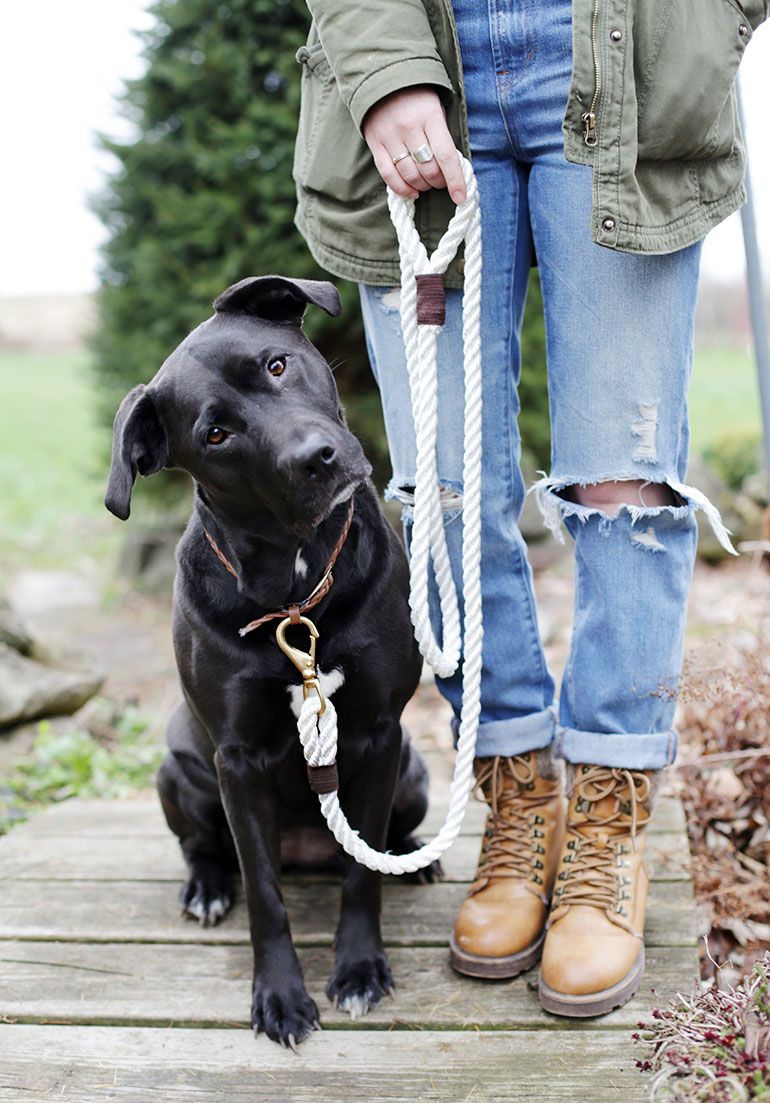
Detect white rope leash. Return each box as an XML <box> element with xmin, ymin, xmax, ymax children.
<box><xmin>297</xmin><ymin>151</ymin><xmax>483</xmax><ymax>874</ymax></box>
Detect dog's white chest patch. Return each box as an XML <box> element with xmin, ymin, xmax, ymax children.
<box><xmin>294</xmin><ymin>550</ymin><xmax>308</xmax><ymax>579</ymax></box>
<box><xmin>286</xmin><ymin>667</ymin><xmax>345</xmax><ymax>719</ymax></box>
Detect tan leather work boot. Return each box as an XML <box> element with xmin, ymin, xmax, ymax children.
<box><xmin>539</xmin><ymin>765</ymin><xmax>657</xmax><ymax>1016</ymax></box>
<box><xmin>450</xmin><ymin>752</ymin><xmax>565</xmax><ymax>978</ymax></box>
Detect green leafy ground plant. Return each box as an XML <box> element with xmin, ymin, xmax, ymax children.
<box><xmin>0</xmin><ymin>704</ymin><xmax>163</xmax><ymax>835</ymax></box>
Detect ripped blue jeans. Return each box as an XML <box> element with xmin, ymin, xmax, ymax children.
<box><xmin>357</xmin><ymin>0</ymin><xmax>734</xmax><ymax>770</ymax></box>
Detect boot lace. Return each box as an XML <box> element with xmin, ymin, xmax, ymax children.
<box><xmin>552</xmin><ymin>766</ymin><xmax>651</xmax><ymax>924</ymax></box>
<box><xmin>471</xmin><ymin>755</ymin><xmax>555</xmax><ymax>894</ymax></box>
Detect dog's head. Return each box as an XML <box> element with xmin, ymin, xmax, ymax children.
<box><xmin>105</xmin><ymin>276</ymin><xmax>372</xmax><ymax>537</ymax></box>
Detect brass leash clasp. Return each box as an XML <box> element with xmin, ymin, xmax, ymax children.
<box><xmin>275</xmin><ymin>615</ymin><xmax>327</xmax><ymax>715</ymax></box>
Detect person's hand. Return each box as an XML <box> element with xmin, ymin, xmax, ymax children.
<box><xmin>362</xmin><ymin>86</ymin><xmax>467</xmax><ymax>205</ymax></box>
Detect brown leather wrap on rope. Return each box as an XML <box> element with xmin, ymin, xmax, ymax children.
<box><xmin>203</xmin><ymin>496</ymin><xmax>355</xmax><ymax>636</ymax></box>
<box><xmin>307</xmin><ymin>762</ymin><xmax>339</xmax><ymax>794</ymax></box>
<box><xmin>415</xmin><ymin>273</ymin><xmax>446</xmax><ymax>326</ymax></box>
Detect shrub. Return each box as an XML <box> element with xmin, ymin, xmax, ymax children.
<box><xmin>704</xmin><ymin>429</ymin><xmax>762</xmax><ymax>492</ymax></box>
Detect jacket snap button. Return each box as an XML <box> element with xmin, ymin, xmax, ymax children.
<box><xmin>738</xmin><ymin>23</ymin><xmax>749</xmax><ymax>36</ymax></box>
<box><xmin>602</xmin><ymin>217</ymin><xmax>616</xmax><ymax>231</ymax></box>
<box><xmin>455</xmin><ymin>257</ymin><xmax>465</xmax><ymax>275</ymax></box>
<box><xmin>610</xmin><ymin>29</ymin><xmax>622</xmax><ymax>41</ymax></box>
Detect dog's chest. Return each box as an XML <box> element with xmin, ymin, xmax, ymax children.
<box><xmin>285</xmin><ymin>666</ymin><xmax>345</xmax><ymax>719</ymax></box>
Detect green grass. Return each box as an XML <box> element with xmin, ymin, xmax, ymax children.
<box><xmin>0</xmin><ymin>350</ymin><xmax>118</xmax><ymax>570</ymax></box>
<box><xmin>689</xmin><ymin>345</ymin><xmax>762</xmax><ymax>454</ymax></box>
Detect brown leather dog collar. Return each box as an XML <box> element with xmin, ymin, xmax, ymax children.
<box><xmin>204</xmin><ymin>496</ymin><xmax>355</xmax><ymax>637</ymax></box>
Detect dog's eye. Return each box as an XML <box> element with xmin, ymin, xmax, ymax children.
<box><xmin>267</xmin><ymin>356</ymin><xmax>286</xmax><ymax>376</ymax></box>
<box><xmin>206</xmin><ymin>426</ymin><xmax>229</xmax><ymax>445</ymax></box>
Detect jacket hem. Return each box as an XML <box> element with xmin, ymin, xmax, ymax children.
<box><xmin>606</xmin><ymin>182</ymin><xmax>747</xmax><ymax>254</ymax></box>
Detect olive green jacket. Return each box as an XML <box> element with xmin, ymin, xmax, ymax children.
<box><xmin>293</xmin><ymin>0</ymin><xmax>767</xmax><ymax>289</ymax></box>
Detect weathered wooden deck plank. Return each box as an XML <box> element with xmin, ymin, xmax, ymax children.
<box><xmin>0</xmin><ymin>808</ymin><xmax>691</xmax><ymax>884</ymax></box>
<box><xmin>0</xmin><ymin>785</ymin><xmax>695</xmax><ymax>1099</ymax></box>
<box><xmin>0</xmin><ymin>940</ymin><xmax>695</xmax><ymax>1031</ymax></box>
<box><xmin>0</xmin><ymin>878</ymin><xmax>696</xmax><ymax>948</ymax></box>
<box><xmin>0</xmin><ymin>1024</ymin><xmax>651</xmax><ymax>1101</ymax></box>
<box><xmin>6</xmin><ymin>789</ymin><xmax>687</xmax><ymax>839</ymax></box>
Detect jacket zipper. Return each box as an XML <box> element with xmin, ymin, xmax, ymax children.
<box><xmin>581</xmin><ymin>0</ymin><xmax>601</xmax><ymax>146</ymax></box>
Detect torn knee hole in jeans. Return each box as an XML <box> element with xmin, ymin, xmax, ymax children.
<box><xmin>386</xmin><ymin>480</ymin><xmax>464</xmax><ymax>524</ymax></box>
<box><xmin>528</xmin><ymin>474</ymin><xmax>737</xmax><ymax>556</ymax></box>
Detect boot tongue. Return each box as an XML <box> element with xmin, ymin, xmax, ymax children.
<box><xmin>570</xmin><ymin>769</ymin><xmax>651</xmax><ymax>841</ymax></box>
<box><xmin>476</xmin><ymin>755</ymin><xmax>557</xmax><ymax>803</ymax></box>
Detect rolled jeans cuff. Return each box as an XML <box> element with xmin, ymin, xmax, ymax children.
<box><xmin>451</xmin><ymin>706</ymin><xmax>557</xmax><ymax>757</ymax></box>
<box><xmin>554</xmin><ymin>724</ymin><xmax>678</xmax><ymax>770</ymax></box>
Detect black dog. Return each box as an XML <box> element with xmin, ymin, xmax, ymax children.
<box><xmin>105</xmin><ymin>276</ymin><xmax>437</xmax><ymax>1047</ymax></box>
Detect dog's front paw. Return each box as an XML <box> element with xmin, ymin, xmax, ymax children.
<box><xmin>252</xmin><ymin>980</ymin><xmax>320</xmax><ymax>1048</ymax></box>
<box><xmin>326</xmin><ymin>952</ymin><xmax>394</xmax><ymax>1019</ymax></box>
<box><xmin>179</xmin><ymin>869</ymin><xmax>233</xmax><ymax>926</ymax></box>
<box><xmin>390</xmin><ymin>834</ymin><xmax>444</xmax><ymax>884</ymax></box>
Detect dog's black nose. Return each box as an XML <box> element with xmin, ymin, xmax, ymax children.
<box><xmin>291</xmin><ymin>433</ymin><xmax>338</xmax><ymax>482</ymax></box>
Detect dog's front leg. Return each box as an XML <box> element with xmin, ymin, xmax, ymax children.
<box><xmin>326</xmin><ymin>722</ymin><xmax>402</xmax><ymax>1019</ymax></box>
<box><xmin>214</xmin><ymin>740</ymin><xmax>318</xmax><ymax>1046</ymax></box>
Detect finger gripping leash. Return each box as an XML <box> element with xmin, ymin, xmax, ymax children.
<box><xmin>285</xmin><ymin>151</ymin><xmax>483</xmax><ymax>874</ymax></box>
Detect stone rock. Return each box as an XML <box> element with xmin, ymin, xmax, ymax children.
<box><xmin>9</xmin><ymin>570</ymin><xmax>99</xmax><ymax>617</ymax></box>
<box><xmin>27</xmin><ymin>633</ymin><xmax>102</xmax><ymax>677</ymax></box>
<box><xmin>118</xmin><ymin>525</ymin><xmax>183</xmax><ymax>593</ymax></box>
<box><xmin>0</xmin><ymin>598</ymin><xmax>32</xmax><ymax>654</ymax></box>
<box><xmin>0</xmin><ymin>644</ymin><xmax>103</xmax><ymax>729</ymax></box>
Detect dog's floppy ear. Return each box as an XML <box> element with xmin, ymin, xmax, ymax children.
<box><xmin>105</xmin><ymin>385</ymin><xmax>168</xmax><ymax>521</ymax></box>
<box><xmin>213</xmin><ymin>275</ymin><xmax>341</xmax><ymax>324</ymax></box>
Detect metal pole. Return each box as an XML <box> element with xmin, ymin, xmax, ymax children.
<box><xmin>737</xmin><ymin>77</ymin><xmax>770</xmax><ymax>487</ymax></box>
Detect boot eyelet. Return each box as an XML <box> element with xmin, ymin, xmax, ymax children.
<box><xmin>534</xmin><ymin>815</ymin><xmax>544</xmax><ymax>825</ymax></box>
<box><xmin>581</xmin><ymin>765</ymin><xmax>590</xmax><ymax>774</ymax></box>
<box><xmin>536</xmin><ymin>845</ymin><xmax>545</xmax><ymax>855</ymax></box>
<box><xmin>566</xmin><ymin>839</ymin><xmax>577</xmax><ymax>850</ymax></box>
<box><xmin>533</xmin><ymin>859</ymin><xmax>544</xmax><ymax>870</ymax></box>
<box><xmin>558</xmin><ymin>871</ymin><xmax>568</xmax><ymax>881</ymax></box>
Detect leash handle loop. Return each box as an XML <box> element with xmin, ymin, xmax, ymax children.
<box><xmin>295</xmin><ymin>150</ymin><xmax>485</xmax><ymax>874</ymax></box>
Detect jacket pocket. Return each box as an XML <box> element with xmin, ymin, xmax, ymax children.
<box><xmin>635</xmin><ymin>0</ymin><xmax>751</xmax><ymax>162</ymax></box>
<box><xmin>293</xmin><ymin>40</ymin><xmax>380</xmax><ymax>204</ymax></box>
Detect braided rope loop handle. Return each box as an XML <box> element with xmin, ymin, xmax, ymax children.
<box><xmin>299</xmin><ymin>151</ymin><xmax>483</xmax><ymax>873</ymax></box>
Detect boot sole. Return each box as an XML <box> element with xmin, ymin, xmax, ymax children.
<box><xmin>449</xmin><ymin>929</ymin><xmax>545</xmax><ymax>979</ymax></box>
<box><xmin>537</xmin><ymin>947</ymin><xmax>645</xmax><ymax>1017</ymax></box>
